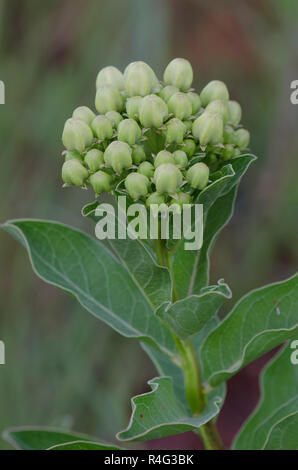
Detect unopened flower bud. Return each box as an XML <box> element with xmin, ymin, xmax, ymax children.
<box><xmin>206</xmin><ymin>100</ymin><xmax>229</xmax><ymax>123</ymax></box>
<box><xmin>104</xmin><ymin>141</ymin><xmax>132</xmax><ymax>173</ymax></box>
<box><xmin>96</xmin><ymin>66</ymin><xmax>124</xmax><ymax>91</ymax></box>
<box><xmin>132</xmin><ymin>145</ymin><xmax>146</xmax><ymax>165</ymax></box>
<box><xmin>186</xmin><ymin>162</ymin><xmax>209</xmax><ymax>190</ymax></box>
<box><xmin>227</xmin><ymin>100</ymin><xmax>242</xmax><ymax>126</ymax></box>
<box><xmin>146</xmin><ymin>192</ymin><xmax>166</xmax><ymax>207</ymax></box>
<box><xmin>168</xmin><ymin>92</ymin><xmax>192</xmax><ymax>120</ymax></box>
<box><xmin>89</xmin><ymin>170</ymin><xmax>112</xmax><ymax>195</ymax></box>
<box><xmin>200</xmin><ymin>80</ymin><xmax>229</xmax><ymax>107</ymax></box>
<box><xmin>170</xmin><ymin>192</ymin><xmax>192</xmax><ymax>213</ymax></box>
<box><xmin>187</xmin><ymin>92</ymin><xmax>201</xmax><ymax>114</ymax></box>
<box><xmin>64</xmin><ymin>150</ymin><xmax>84</xmax><ymax>163</ymax></box>
<box><xmin>84</xmin><ymin>149</ymin><xmax>105</xmax><ymax>172</ymax></box>
<box><xmin>154</xmin><ymin>163</ymin><xmax>183</xmax><ymax>194</ymax></box>
<box><xmin>126</xmin><ymin>96</ymin><xmax>143</xmax><ymax>119</ymax></box>
<box><xmin>154</xmin><ymin>150</ymin><xmax>173</xmax><ymax>168</ymax></box>
<box><xmin>192</xmin><ymin>112</ymin><xmax>224</xmax><ymax>145</ymax></box>
<box><xmin>62</xmin><ymin>118</ymin><xmax>93</xmax><ymax>152</ymax></box>
<box><xmin>73</xmin><ymin>106</ymin><xmax>96</xmax><ymax>126</ymax></box>
<box><xmin>164</xmin><ymin>58</ymin><xmax>193</xmax><ymax>92</ymax></box>
<box><xmin>222</xmin><ymin>144</ymin><xmax>235</xmax><ymax>160</ymax></box>
<box><xmin>105</xmin><ymin>110</ymin><xmax>123</xmax><ymax>128</ymax></box>
<box><xmin>139</xmin><ymin>94</ymin><xmax>168</xmax><ymax>128</ymax></box>
<box><xmin>166</xmin><ymin>118</ymin><xmax>186</xmax><ymax>144</ymax></box>
<box><xmin>91</xmin><ymin>115</ymin><xmax>114</xmax><ymax>140</ymax></box>
<box><xmin>234</xmin><ymin>128</ymin><xmax>250</xmax><ymax>150</ymax></box>
<box><xmin>181</xmin><ymin>138</ymin><xmax>196</xmax><ymax>157</ymax></box>
<box><xmin>124</xmin><ymin>61</ymin><xmax>159</xmax><ymax>97</ymax></box>
<box><xmin>173</xmin><ymin>150</ymin><xmax>188</xmax><ymax>168</ymax></box>
<box><xmin>95</xmin><ymin>85</ymin><xmax>124</xmax><ymax>114</ymax></box>
<box><xmin>138</xmin><ymin>161</ymin><xmax>155</xmax><ymax>179</ymax></box>
<box><xmin>159</xmin><ymin>85</ymin><xmax>179</xmax><ymax>103</ymax></box>
<box><xmin>118</xmin><ymin>119</ymin><xmax>142</xmax><ymax>145</ymax></box>
<box><xmin>125</xmin><ymin>172</ymin><xmax>149</xmax><ymax>200</ymax></box>
<box><xmin>223</xmin><ymin>125</ymin><xmax>235</xmax><ymax>144</ymax></box>
<box><xmin>62</xmin><ymin>160</ymin><xmax>89</xmax><ymax>187</ymax></box>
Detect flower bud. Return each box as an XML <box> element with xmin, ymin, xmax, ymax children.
<box><xmin>154</xmin><ymin>163</ymin><xmax>183</xmax><ymax>194</ymax></box>
<box><xmin>91</xmin><ymin>115</ymin><xmax>114</xmax><ymax>140</ymax></box>
<box><xmin>124</xmin><ymin>61</ymin><xmax>159</xmax><ymax>97</ymax></box>
<box><xmin>84</xmin><ymin>149</ymin><xmax>105</xmax><ymax>172</ymax></box>
<box><xmin>192</xmin><ymin>112</ymin><xmax>224</xmax><ymax>145</ymax></box>
<box><xmin>104</xmin><ymin>141</ymin><xmax>132</xmax><ymax>173</ymax></box>
<box><xmin>118</xmin><ymin>119</ymin><xmax>142</xmax><ymax>145</ymax></box>
<box><xmin>181</xmin><ymin>138</ymin><xmax>196</xmax><ymax>157</ymax></box>
<box><xmin>154</xmin><ymin>150</ymin><xmax>174</xmax><ymax>168</ymax></box>
<box><xmin>166</xmin><ymin>118</ymin><xmax>186</xmax><ymax>144</ymax></box>
<box><xmin>95</xmin><ymin>85</ymin><xmax>124</xmax><ymax>114</ymax></box>
<box><xmin>105</xmin><ymin>110</ymin><xmax>123</xmax><ymax>129</ymax></box>
<box><xmin>138</xmin><ymin>161</ymin><xmax>155</xmax><ymax>179</ymax></box>
<box><xmin>187</xmin><ymin>92</ymin><xmax>201</xmax><ymax>114</ymax></box>
<box><xmin>168</xmin><ymin>92</ymin><xmax>192</xmax><ymax>120</ymax></box>
<box><xmin>125</xmin><ymin>172</ymin><xmax>149</xmax><ymax>200</ymax></box>
<box><xmin>163</xmin><ymin>58</ymin><xmax>193</xmax><ymax>92</ymax></box>
<box><xmin>132</xmin><ymin>145</ymin><xmax>146</xmax><ymax>165</ymax></box>
<box><xmin>223</xmin><ymin>125</ymin><xmax>235</xmax><ymax>144</ymax></box>
<box><xmin>96</xmin><ymin>66</ymin><xmax>124</xmax><ymax>91</ymax></box>
<box><xmin>186</xmin><ymin>162</ymin><xmax>209</xmax><ymax>190</ymax></box>
<box><xmin>227</xmin><ymin>100</ymin><xmax>242</xmax><ymax>126</ymax></box>
<box><xmin>170</xmin><ymin>192</ymin><xmax>192</xmax><ymax>213</ymax></box>
<box><xmin>222</xmin><ymin>144</ymin><xmax>235</xmax><ymax>160</ymax></box>
<box><xmin>62</xmin><ymin>118</ymin><xmax>93</xmax><ymax>152</ymax></box>
<box><xmin>62</xmin><ymin>160</ymin><xmax>89</xmax><ymax>187</ymax></box>
<box><xmin>159</xmin><ymin>85</ymin><xmax>179</xmax><ymax>103</ymax></box>
<box><xmin>234</xmin><ymin>128</ymin><xmax>250</xmax><ymax>150</ymax></box>
<box><xmin>173</xmin><ymin>150</ymin><xmax>188</xmax><ymax>168</ymax></box>
<box><xmin>64</xmin><ymin>150</ymin><xmax>84</xmax><ymax>163</ymax></box>
<box><xmin>126</xmin><ymin>96</ymin><xmax>143</xmax><ymax>119</ymax></box>
<box><xmin>89</xmin><ymin>170</ymin><xmax>112</xmax><ymax>195</ymax></box>
<box><xmin>205</xmin><ymin>100</ymin><xmax>229</xmax><ymax>123</ymax></box>
<box><xmin>139</xmin><ymin>94</ymin><xmax>168</xmax><ymax>128</ymax></box>
<box><xmin>73</xmin><ymin>106</ymin><xmax>96</xmax><ymax>126</ymax></box>
<box><xmin>200</xmin><ymin>80</ymin><xmax>229</xmax><ymax>107</ymax></box>
<box><xmin>146</xmin><ymin>192</ymin><xmax>166</xmax><ymax>208</ymax></box>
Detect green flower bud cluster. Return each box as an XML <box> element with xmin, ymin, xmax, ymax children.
<box><xmin>61</xmin><ymin>58</ymin><xmax>251</xmax><ymax>210</ymax></box>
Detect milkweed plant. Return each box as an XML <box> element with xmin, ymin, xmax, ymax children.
<box><xmin>2</xmin><ymin>58</ymin><xmax>298</xmax><ymax>451</ymax></box>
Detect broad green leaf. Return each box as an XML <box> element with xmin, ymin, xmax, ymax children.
<box><xmin>156</xmin><ymin>280</ymin><xmax>232</xmax><ymax>340</ymax></box>
<box><xmin>117</xmin><ymin>376</ymin><xmax>225</xmax><ymax>442</ymax></box>
<box><xmin>201</xmin><ymin>274</ymin><xmax>298</xmax><ymax>387</ymax></box>
<box><xmin>48</xmin><ymin>440</ymin><xmax>124</xmax><ymax>450</ymax></box>
<box><xmin>1</xmin><ymin>220</ymin><xmax>176</xmax><ymax>356</ymax></box>
<box><xmin>83</xmin><ymin>201</ymin><xmax>172</xmax><ymax>310</ymax></box>
<box><xmin>2</xmin><ymin>427</ymin><xmax>121</xmax><ymax>450</ymax></box>
<box><xmin>173</xmin><ymin>155</ymin><xmax>256</xmax><ymax>298</ymax></box>
<box><xmin>263</xmin><ymin>413</ymin><xmax>298</xmax><ymax>450</ymax></box>
<box><xmin>233</xmin><ymin>345</ymin><xmax>298</xmax><ymax>450</ymax></box>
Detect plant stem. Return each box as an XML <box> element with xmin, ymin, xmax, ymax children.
<box><xmin>155</xmin><ymin>235</ymin><xmax>225</xmax><ymax>450</ymax></box>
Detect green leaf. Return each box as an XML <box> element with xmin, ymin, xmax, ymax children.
<box><xmin>173</xmin><ymin>155</ymin><xmax>256</xmax><ymax>298</ymax></box>
<box><xmin>156</xmin><ymin>279</ymin><xmax>232</xmax><ymax>340</ymax></box>
<box><xmin>233</xmin><ymin>345</ymin><xmax>298</xmax><ymax>450</ymax></box>
<box><xmin>3</xmin><ymin>427</ymin><xmax>122</xmax><ymax>450</ymax></box>
<box><xmin>201</xmin><ymin>274</ymin><xmax>298</xmax><ymax>388</ymax></box>
<box><xmin>1</xmin><ymin>220</ymin><xmax>176</xmax><ymax>356</ymax></box>
<box><xmin>83</xmin><ymin>201</ymin><xmax>172</xmax><ymax>310</ymax></box>
<box><xmin>48</xmin><ymin>440</ymin><xmax>124</xmax><ymax>450</ymax></box>
<box><xmin>263</xmin><ymin>413</ymin><xmax>298</xmax><ymax>450</ymax></box>
<box><xmin>117</xmin><ymin>376</ymin><xmax>225</xmax><ymax>442</ymax></box>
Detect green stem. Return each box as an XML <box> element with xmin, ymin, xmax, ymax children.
<box><xmin>155</xmin><ymin>235</ymin><xmax>225</xmax><ymax>450</ymax></box>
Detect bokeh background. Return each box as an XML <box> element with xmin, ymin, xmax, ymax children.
<box><xmin>0</xmin><ymin>0</ymin><xmax>297</xmax><ymax>450</ymax></box>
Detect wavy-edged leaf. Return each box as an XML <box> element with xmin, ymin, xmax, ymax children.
<box><xmin>1</xmin><ymin>220</ymin><xmax>176</xmax><ymax>356</ymax></box>
<box><xmin>2</xmin><ymin>427</ymin><xmax>121</xmax><ymax>450</ymax></box>
<box><xmin>117</xmin><ymin>376</ymin><xmax>224</xmax><ymax>442</ymax></box>
<box><xmin>83</xmin><ymin>201</ymin><xmax>172</xmax><ymax>310</ymax></box>
<box><xmin>233</xmin><ymin>345</ymin><xmax>298</xmax><ymax>450</ymax></box>
<box><xmin>156</xmin><ymin>280</ymin><xmax>232</xmax><ymax>340</ymax></box>
<box><xmin>201</xmin><ymin>274</ymin><xmax>298</xmax><ymax>388</ymax></box>
<box><xmin>263</xmin><ymin>413</ymin><xmax>298</xmax><ymax>450</ymax></box>
<box><xmin>173</xmin><ymin>155</ymin><xmax>256</xmax><ymax>298</ymax></box>
<box><xmin>48</xmin><ymin>440</ymin><xmax>124</xmax><ymax>450</ymax></box>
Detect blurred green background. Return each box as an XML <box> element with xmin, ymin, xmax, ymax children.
<box><xmin>0</xmin><ymin>0</ymin><xmax>297</xmax><ymax>450</ymax></box>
